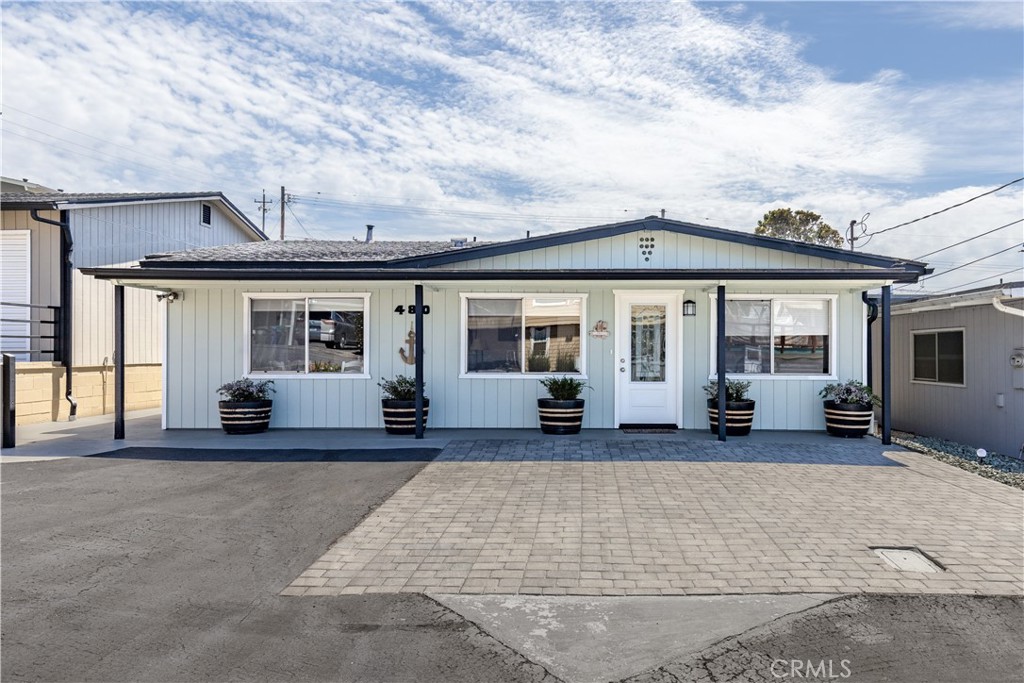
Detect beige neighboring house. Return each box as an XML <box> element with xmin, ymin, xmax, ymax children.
<box><xmin>1</xmin><ymin>185</ymin><xmax>267</xmax><ymax>424</ymax></box>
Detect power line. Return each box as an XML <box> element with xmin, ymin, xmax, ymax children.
<box><xmin>912</xmin><ymin>219</ymin><xmax>1023</xmax><ymax>261</ymax></box>
<box><xmin>930</xmin><ymin>267</ymin><xmax>1023</xmax><ymax>294</ymax></box>
<box><xmin>285</xmin><ymin>202</ymin><xmax>314</xmax><ymax>239</ymax></box>
<box><xmin>869</xmin><ymin>177</ymin><xmax>1023</xmax><ymax>237</ymax></box>
<box><xmin>897</xmin><ymin>242</ymin><xmax>1023</xmax><ymax>289</ymax></box>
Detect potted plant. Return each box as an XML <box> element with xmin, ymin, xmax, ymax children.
<box><xmin>378</xmin><ymin>375</ymin><xmax>428</xmax><ymax>435</ymax></box>
<box><xmin>702</xmin><ymin>379</ymin><xmax>755</xmax><ymax>436</ymax></box>
<box><xmin>216</xmin><ymin>378</ymin><xmax>275</xmax><ymax>434</ymax></box>
<box><xmin>819</xmin><ymin>380</ymin><xmax>880</xmax><ymax>438</ymax></box>
<box><xmin>538</xmin><ymin>376</ymin><xmax>589</xmax><ymax>435</ymax></box>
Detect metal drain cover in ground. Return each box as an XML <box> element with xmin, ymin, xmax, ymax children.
<box><xmin>873</xmin><ymin>547</ymin><xmax>944</xmax><ymax>572</ymax></box>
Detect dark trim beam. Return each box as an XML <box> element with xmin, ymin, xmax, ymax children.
<box><xmin>717</xmin><ymin>284</ymin><xmax>727</xmax><ymax>442</ymax></box>
<box><xmin>83</xmin><ymin>267</ymin><xmax>926</xmax><ymax>284</ymax></box>
<box><xmin>114</xmin><ymin>285</ymin><xmax>125</xmax><ymax>440</ymax></box>
<box><xmin>881</xmin><ymin>285</ymin><xmax>891</xmax><ymax>445</ymax></box>
<box><xmin>414</xmin><ymin>284</ymin><xmax>425</xmax><ymax>440</ymax></box>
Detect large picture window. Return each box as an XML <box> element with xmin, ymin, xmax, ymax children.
<box><xmin>463</xmin><ymin>295</ymin><xmax>584</xmax><ymax>375</ymax></box>
<box><xmin>718</xmin><ymin>297</ymin><xmax>833</xmax><ymax>376</ymax></box>
<box><xmin>246</xmin><ymin>294</ymin><xmax>368</xmax><ymax>376</ymax></box>
<box><xmin>912</xmin><ymin>329</ymin><xmax>964</xmax><ymax>385</ymax></box>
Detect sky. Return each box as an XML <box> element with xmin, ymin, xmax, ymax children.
<box><xmin>2</xmin><ymin>1</ymin><xmax>1022</xmax><ymax>294</ymax></box>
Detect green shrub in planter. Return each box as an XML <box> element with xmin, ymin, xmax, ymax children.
<box><xmin>216</xmin><ymin>379</ymin><xmax>275</xmax><ymax>434</ymax></box>
<box><xmin>537</xmin><ymin>376</ymin><xmax>590</xmax><ymax>435</ymax></box>
<box><xmin>820</xmin><ymin>380</ymin><xmax>879</xmax><ymax>437</ymax></box>
<box><xmin>702</xmin><ymin>379</ymin><xmax>755</xmax><ymax>436</ymax></box>
<box><xmin>378</xmin><ymin>375</ymin><xmax>428</xmax><ymax>435</ymax></box>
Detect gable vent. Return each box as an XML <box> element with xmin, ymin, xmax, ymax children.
<box><xmin>638</xmin><ymin>234</ymin><xmax>656</xmax><ymax>262</ymax></box>
<box><xmin>201</xmin><ymin>203</ymin><xmax>212</xmax><ymax>226</ymax></box>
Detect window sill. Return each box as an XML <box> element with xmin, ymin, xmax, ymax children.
<box><xmin>244</xmin><ymin>372</ymin><xmax>371</xmax><ymax>380</ymax></box>
<box><xmin>910</xmin><ymin>379</ymin><xmax>966</xmax><ymax>388</ymax></box>
<box><xmin>708</xmin><ymin>374</ymin><xmax>838</xmax><ymax>381</ymax></box>
<box><xmin>460</xmin><ymin>373</ymin><xmax>589</xmax><ymax>381</ymax></box>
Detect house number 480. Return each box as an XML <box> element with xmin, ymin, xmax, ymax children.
<box><xmin>394</xmin><ymin>305</ymin><xmax>430</xmax><ymax>315</ymax></box>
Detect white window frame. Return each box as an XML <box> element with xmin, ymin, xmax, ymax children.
<box><xmin>243</xmin><ymin>292</ymin><xmax>371</xmax><ymax>379</ymax></box>
<box><xmin>910</xmin><ymin>327</ymin><xmax>966</xmax><ymax>387</ymax></box>
<box><xmin>708</xmin><ymin>293</ymin><xmax>838</xmax><ymax>380</ymax></box>
<box><xmin>459</xmin><ymin>292</ymin><xmax>588</xmax><ymax>379</ymax></box>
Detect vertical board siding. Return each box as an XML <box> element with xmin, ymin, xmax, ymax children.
<box><xmin>446</xmin><ymin>229</ymin><xmax>871</xmax><ymax>271</ymax></box>
<box><xmin>879</xmin><ymin>302</ymin><xmax>1024</xmax><ymax>457</ymax></box>
<box><xmin>167</xmin><ymin>282</ymin><xmax>866</xmax><ymax>431</ymax></box>
<box><xmin>64</xmin><ymin>201</ymin><xmax>261</xmax><ymax>367</ymax></box>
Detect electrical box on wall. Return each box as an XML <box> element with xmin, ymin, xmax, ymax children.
<box><xmin>1013</xmin><ymin>348</ymin><xmax>1024</xmax><ymax>390</ymax></box>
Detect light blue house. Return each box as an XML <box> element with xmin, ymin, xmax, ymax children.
<box><xmin>85</xmin><ymin>217</ymin><xmax>928</xmax><ymax>440</ymax></box>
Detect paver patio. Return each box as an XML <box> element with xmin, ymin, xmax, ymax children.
<box><xmin>284</xmin><ymin>439</ymin><xmax>1023</xmax><ymax>597</ymax></box>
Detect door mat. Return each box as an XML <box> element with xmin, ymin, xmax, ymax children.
<box><xmin>620</xmin><ymin>428</ymin><xmax>677</xmax><ymax>434</ymax></box>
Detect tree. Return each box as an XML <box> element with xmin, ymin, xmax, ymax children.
<box><xmin>754</xmin><ymin>208</ymin><xmax>845</xmax><ymax>248</ymax></box>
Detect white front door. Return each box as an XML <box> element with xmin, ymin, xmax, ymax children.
<box><xmin>615</xmin><ymin>292</ymin><xmax>680</xmax><ymax>426</ymax></box>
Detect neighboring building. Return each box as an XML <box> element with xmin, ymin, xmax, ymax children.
<box><xmin>1</xmin><ymin>191</ymin><xmax>267</xmax><ymax>424</ymax></box>
<box><xmin>85</xmin><ymin>217</ymin><xmax>928</xmax><ymax>433</ymax></box>
<box><xmin>874</xmin><ymin>282</ymin><xmax>1024</xmax><ymax>458</ymax></box>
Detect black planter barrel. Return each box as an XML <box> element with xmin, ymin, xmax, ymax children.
<box><xmin>823</xmin><ymin>400</ymin><xmax>873</xmax><ymax>437</ymax></box>
<box><xmin>707</xmin><ymin>399</ymin><xmax>755</xmax><ymax>436</ymax></box>
<box><xmin>218</xmin><ymin>400</ymin><xmax>273</xmax><ymax>434</ymax></box>
<box><xmin>382</xmin><ymin>399</ymin><xmax>429</xmax><ymax>435</ymax></box>
<box><xmin>538</xmin><ymin>398</ymin><xmax>585</xmax><ymax>435</ymax></box>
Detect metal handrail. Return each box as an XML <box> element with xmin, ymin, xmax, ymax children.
<box><xmin>0</xmin><ymin>302</ymin><xmax>61</xmax><ymax>361</ymax></box>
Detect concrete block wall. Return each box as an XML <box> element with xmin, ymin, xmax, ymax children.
<box><xmin>13</xmin><ymin>362</ymin><xmax>161</xmax><ymax>424</ymax></box>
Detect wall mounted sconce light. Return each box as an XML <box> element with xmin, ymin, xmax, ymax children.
<box><xmin>682</xmin><ymin>299</ymin><xmax>696</xmax><ymax>317</ymax></box>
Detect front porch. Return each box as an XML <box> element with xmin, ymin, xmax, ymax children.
<box><xmin>5</xmin><ymin>407</ymin><xmax>892</xmax><ymax>463</ymax></box>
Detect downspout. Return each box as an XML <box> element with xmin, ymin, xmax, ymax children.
<box><xmin>30</xmin><ymin>209</ymin><xmax>77</xmax><ymax>420</ymax></box>
<box><xmin>862</xmin><ymin>292</ymin><xmax>878</xmax><ymax>390</ymax></box>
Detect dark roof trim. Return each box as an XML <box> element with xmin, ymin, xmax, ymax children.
<box><xmin>3</xmin><ymin>192</ymin><xmax>267</xmax><ymax>241</ymax></box>
<box><xmin>82</xmin><ymin>266</ymin><xmax>924</xmax><ymax>283</ymax></box>
<box><xmin>390</xmin><ymin>217</ymin><xmax>929</xmax><ymax>273</ymax></box>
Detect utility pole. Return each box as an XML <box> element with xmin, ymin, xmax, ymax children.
<box><xmin>280</xmin><ymin>186</ymin><xmax>286</xmax><ymax>240</ymax></box>
<box><xmin>848</xmin><ymin>220</ymin><xmax>857</xmax><ymax>251</ymax></box>
<box><xmin>254</xmin><ymin>189</ymin><xmax>271</xmax><ymax>234</ymax></box>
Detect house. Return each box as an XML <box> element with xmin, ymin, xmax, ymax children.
<box><xmin>1</xmin><ymin>190</ymin><xmax>267</xmax><ymax>424</ymax></box>
<box><xmin>82</xmin><ymin>217</ymin><xmax>928</xmax><ymax>438</ymax></box>
<box><xmin>873</xmin><ymin>282</ymin><xmax>1024</xmax><ymax>458</ymax></box>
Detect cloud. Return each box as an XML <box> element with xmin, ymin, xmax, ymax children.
<box><xmin>1</xmin><ymin>1</ymin><xmax>1020</xmax><ymax>291</ymax></box>
<box><xmin>911</xmin><ymin>1</ymin><xmax>1024</xmax><ymax>30</ymax></box>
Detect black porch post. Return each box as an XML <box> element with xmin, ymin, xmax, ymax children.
<box><xmin>114</xmin><ymin>284</ymin><xmax>125</xmax><ymax>440</ymax></box>
<box><xmin>716</xmin><ymin>284</ymin><xmax>727</xmax><ymax>442</ymax></box>
<box><xmin>881</xmin><ymin>285</ymin><xmax>891</xmax><ymax>445</ymax></box>
<box><xmin>414</xmin><ymin>283</ymin><xmax>425</xmax><ymax>439</ymax></box>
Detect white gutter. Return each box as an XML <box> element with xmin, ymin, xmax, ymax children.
<box><xmin>992</xmin><ymin>297</ymin><xmax>1024</xmax><ymax>318</ymax></box>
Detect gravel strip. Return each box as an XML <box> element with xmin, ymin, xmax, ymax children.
<box><xmin>892</xmin><ymin>432</ymin><xmax>1024</xmax><ymax>490</ymax></box>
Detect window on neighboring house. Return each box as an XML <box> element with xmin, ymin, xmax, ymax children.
<box><xmin>246</xmin><ymin>294</ymin><xmax>368</xmax><ymax>376</ymax></box>
<box><xmin>463</xmin><ymin>295</ymin><xmax>584</xmax><ymax>375</ymax></box>
<box><xmin>912</xmin><ymin>329</ymin><xmax>964</xmax><ymax>385</ymax></box>
<box><xmin>718</xmin><ymin>297</ymin><xmax>833</xmax><ymax>376</ymax></box>
<box><xmin>201</xmin><ymin>203</ymin><xmax>213</xmax><ymax>226</ymax></box>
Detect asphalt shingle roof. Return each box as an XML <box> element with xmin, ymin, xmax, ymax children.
<box><xmin>1</xmin><ymin>191</ymin><xmax>223</xmax><ymax>206</ymax></box>
<box><xmin>145</xmin><ymin>239</ymin><xmax>483</xmax><ymax>263</ymax></box>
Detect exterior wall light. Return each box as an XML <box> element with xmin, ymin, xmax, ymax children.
<box><xmin>682</xmin><ymin>299</ymin><xmax>696</xmax><ymax>317</ymax></box>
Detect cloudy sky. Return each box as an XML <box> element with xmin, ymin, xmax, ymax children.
<box><xmin>2</xmin><ymin>1</ymin><xmax>1021</xmax><ymax>293</ymax></box>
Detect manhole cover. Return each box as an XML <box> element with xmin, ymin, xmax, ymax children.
<box><xmin>872</xmin><ymin>547</ymin><xmax>944</xmax><ymax>573</ymax></box>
